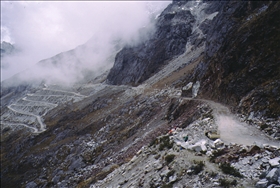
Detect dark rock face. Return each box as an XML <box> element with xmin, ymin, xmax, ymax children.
<box><xmin>107</xmin><ymin>2</ymin><xmax>195</xmax><ymax>85</ymax></box>
<box><xmin>189</xmin><ymin>1</ymin><xmax>280</xmax><ymax>118</ymax></box>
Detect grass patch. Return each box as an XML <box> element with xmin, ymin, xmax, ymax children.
<box><xmin>219</xmin><ymin>163</ymin><xmax>243</xmax><ymax>178</ymax></box>
<box><xmin>210</xmin><ymin>149</ymin><xmax>227</xmax><ymax>162</ymax></box>
<box><xmin>165</xmin><ymin>154</ymin><xmax>176</xmax><ymax>164</ymax></box>
<box><xmin>209</xmin><ymin>171</ymin><xmax>218</xmax><ymax>178</ymax></box>
<box><xmin>161</xmin><ymin>183</ymin><xmax>173</xmax><ymax>188</ymax></box>
<box><xmin>159</xmin><ymin>136</ymin><xmax>173</xmax><ymax>151</ymax></box>
<box><xmin>219</xmin><ymin>178</ymin><xmax>237</xmax><ymax>188</ymax></box>
<box><xmin>190</xmin><ymin>160</ymin><xmax>205</xmax><ymax>175</ymax></box>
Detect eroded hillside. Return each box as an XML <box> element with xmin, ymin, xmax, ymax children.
<box><xmin>1</xmin><ymin>1</ymin><xmax>280</xmax><ymax>188</ymax></box>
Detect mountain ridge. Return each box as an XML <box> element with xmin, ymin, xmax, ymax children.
<box><xmin>1</xmin><ymin>1</ymin><xmax>280</xmax><ymax>188</ymax></box>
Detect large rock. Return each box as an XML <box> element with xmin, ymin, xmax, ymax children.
<box><xmin>107</xmin><ymin>1</ymin><xmax>195</xmax><ymax>85</ymax></box>
<box><xmin>192</xmin><ymin>1</ymin><xmax>280</xmax><ymax>118</ymax></box>
<box><xmin>266</xmin><ymin>168</ymin><xmax>280</xmax><ymax>184</ymax></box>
<box><xmin>190</xmin><ymin>140</ymin><xmax>208</xmax><ymax>152</ymax></box>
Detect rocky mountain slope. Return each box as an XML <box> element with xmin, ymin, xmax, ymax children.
<box><xmin>1</xmin><ymin>1</ymin><xmax>280</xmax><ymax>188</ymax></box>
<box><xmin>0</xmin><ymin>41</ymin><xmax>17</xmax><ymax>58</ymax></box>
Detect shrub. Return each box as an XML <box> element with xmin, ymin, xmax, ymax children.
<box><xmin>219</xmin><ymin>178</ymin><xmax>231</xmax><ymax>188</ymax></box>
<box><xmin>219</xmin><ymin>178</ymin><xmax>237</xmax><ymax>188</ymax></box>
<box><xmin>209</xmin><ymin>171</ymin><xmax>218</xmax><ymax>178</ymax></box>
<box><xmin>161</xmin><ymin>183</ymin><xmax>173</xmax><ymax>188</ymax></box>
<box><xmin>219</xmin><ymin>163</ymin><xmax>243</xmax><ymax>178</ymax></box>
<box><xmin>159</xmin><ymin>136</ymin><xmax>173</xmax><ymax>151</ymax></box>
<box><xmin>190</xmin><ymin>160</ymin><xmax>205</xmax><ymax>175</ymax></box>
<box><xmin>149</xmin><ymin>138</ymin><xmax>158</xmax><ymax>147</ymax></box>
<box><xmin>165</xmin><ymin>154</ymin><xmax>176</xmax><ymax>164</ymax></box>
<box><xmin>210</xmin><ymin>149</ymin><xmax>227</xmax><ymax>162</ymax></box>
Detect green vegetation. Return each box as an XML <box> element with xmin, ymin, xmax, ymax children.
<box><xmin>159</xmin><ymin>136</ymin><xmax>173</xmax><ymax>151</ymax></box>
<box><xmin>165</xmin><ymin>154</ymin><xmax>176</xmax><ymax>164</ymax></box>
<box><xmin>210</xmin><ymin>149</ymin><xmax>227</xmax><ymax>162</ymax></box>
<box><xmin>190</xmin><ymin>160</ymin><xmax>205</xmax><ymax>175</ymax></box>
<box><xmin>219</xmin><ymin>178</ymin><xmax>237</xmax><ymax>188</ymax></box>
<box><xmin>219</xmin><ymin>163</ymin><xmax>243</xmax><ymax>178</ymax></box>
<box><xmin>161</xmin><ymin>183</ymin><xmax>173</xmax><ymax>188</ymax></box>
<box><xmin>209</xmin><ymin>171</ymin><xmax>218</xmax><ymax>178</ymax></box>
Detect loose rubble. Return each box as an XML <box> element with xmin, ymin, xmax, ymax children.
<box><xmin>91</xmin><ymin>109</ymin><xmax>280</xmax><ymax>188</ymax></box>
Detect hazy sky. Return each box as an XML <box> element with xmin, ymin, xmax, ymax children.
<box><xmin>1</xmin><ymin>1</ymin><xmax>171</xmax><ymax>83</ymax></box>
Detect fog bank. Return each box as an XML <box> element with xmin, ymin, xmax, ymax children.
<box><xmin>1</xmin><ymin>1</ymin><xmax>171</xmax><ymax>85</ymax></box>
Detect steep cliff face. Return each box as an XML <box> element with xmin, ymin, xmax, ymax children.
<box><xmin>195</xmin><ymin>1</ymin><xmax>280</xmax><ymax>118</ymax></box>
<box><xmin>108</xmin><ymin>0</ymin><xmax>280</xmax><ymax>118</ymax></box>
<box><xmin>107</xmin><ymin>1</ymin><xmax>195</xmax><ymax>85</ymax></box>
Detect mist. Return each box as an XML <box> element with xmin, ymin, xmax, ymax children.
<box><xmin>1</xmin><ymin>1</ymin><xmax>171</xmax><ymax>86</ymax></box>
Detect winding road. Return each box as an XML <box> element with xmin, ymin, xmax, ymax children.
<box><xmin>1</xmin><ymin>84</ymin><xmax>279</xmax><ymax>148</ymax></box>
<box><xmin>178</xmin><ymin>95</ymin><xmax>280</xmax><ymax>147</ymax></box>
<box><xmin>1</xmin><ymin>85</ymin><xmax>86</xmax><ymax>133</ymax></box>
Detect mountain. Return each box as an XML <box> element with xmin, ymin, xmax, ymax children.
<box><xmin>1</xmin><ymin>1</ymin><xmax>280</xmax><ymax>188</ymax></box>
<box><xmin>0</xmin><ymin>41</ymin><xmax>17</xmax><ymax>58</ymax></box>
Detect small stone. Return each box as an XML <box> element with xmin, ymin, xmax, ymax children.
<box><xmin>269</xmin><ymin>157</ymin><xmax>280</xmax><ymax>167</ymax></box>
<box><xmin>255</xmin><ymin>179</ymin><xmax>268</xmax><ymax>188</ymax></box>
<box><xmin>213</xmin><ymin>182</ymin><xmax>220</xmax><ymax>186</ymax></box>
<box><xmin>153</xmin><ymin>162</ymin><xmax>163</xmax><ymax>170</ymax></box>
<box><xmin>213</xmin><ymin>139</ymin><xmax>224</xmax><ymax>149</ymax></box>
<box><xmin>136</xmin><ymin>149</ymin><xmax>142</xmax><ymax>155</ymax></box>
<box><xmin>160</xmin><ymin>169</ymin><xmax>170</xmax><ymax>177</ymax></box>
<box><xmin>206</xmin><ymin>150</ymin><xmax>212</xmax><ymax>157</ymax></box>
<box><xmin>169</xmin><ymin>174</ymin><xmax>177</xmax><ymax>183</ymax></box>
<box><xmin>130</xmin><ymin>156</ymin><xmax>138</xmax><ymax>163</ymax></box>
<box><xmin>262</xmin><ymin>158</ymin><xmax>269</xmax><ymax>163</ymax></box>
<box><xmin>266</xmin><ymin>168</ymin><xmax>279</xmax><ymax>183</ymax></box>
<box><xmin>267</xmin><ymin>184</ymin><xmax>276</xmax><ymax>188</ymax></box>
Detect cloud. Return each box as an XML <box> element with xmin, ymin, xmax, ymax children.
<box><xmin>1</xmin><ymin>1</ymin><xmax>171</xmax><ymax>85</ymax></box>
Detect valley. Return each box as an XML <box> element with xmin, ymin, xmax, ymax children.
<box><xmin>1</xmin><ymin>1</ymin><xmax>279</xmax><ymax>188</ymax></box>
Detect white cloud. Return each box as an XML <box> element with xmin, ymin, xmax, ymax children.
<box><xmin>1</xmin><ymin>1</ymin><xmax>171</xmax><ymax>84</ymax></box>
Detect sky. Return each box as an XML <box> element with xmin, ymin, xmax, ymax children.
<box><xmin>1</xmin><ymin>1</ymin><xmax>171</xmax><ymax>85</ymax></box>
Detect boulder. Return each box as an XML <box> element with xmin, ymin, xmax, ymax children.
<box><xmin>191</xmin><ymin>140</ymin><xmax>207</xmax><ymax>152</ymax></box>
